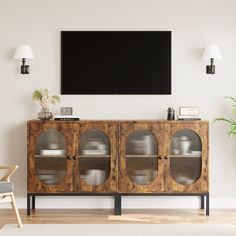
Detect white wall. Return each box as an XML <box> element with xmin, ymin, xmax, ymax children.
<box><xmin>1</xmin><ymin>0</ymin><xmax>236</xmax><ymax>209</ymax></box>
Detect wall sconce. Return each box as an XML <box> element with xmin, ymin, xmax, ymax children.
<box><xmin>14</xmin><ymin>45</ymin><xmax>34</xmax><ymax>74</ymax></box>
<box><xmin>201</xmin><ymin>45</ymin><xmax>222</xmax><ymax>74</ymax></box>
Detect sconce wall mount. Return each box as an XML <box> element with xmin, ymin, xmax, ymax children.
<box><xmin>207</xmin><ymin>58</ymin><xmax>215</xmax><ymax>74</ymax></box>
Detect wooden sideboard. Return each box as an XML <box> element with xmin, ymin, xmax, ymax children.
<box><xmin>27</xmin><ymin>120</ymin><xmax>209</xmax><ymax>215</ymax></box>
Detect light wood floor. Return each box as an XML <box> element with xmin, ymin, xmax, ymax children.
<box><xmin>1</xmin><ymin>209</ymin><xmax>236</xmax><ymax>228</ymax></box>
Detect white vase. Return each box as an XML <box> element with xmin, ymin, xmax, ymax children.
<box><xmin>180</xmin><ymin>140</ymin><xmax>191</xmax><ymax>154</ymax></box>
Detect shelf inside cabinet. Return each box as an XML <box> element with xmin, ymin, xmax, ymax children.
<box><xmin>79</xmin><ymin>155</ymin><xmax>110</xmax><ymax>158</ymax></box>
<box><xmin>35</xmin><ymin>155</ymin><xmax>67</xmax><ymax>158</ymax></box>
<box><xmin>126</xmin><ymin>155</ymin><xmax>157</xmax><ymax>158</ymax></box>
<box><xmin>169</xmin><ymin>154</ymin><xmax>201</xmax><ymax>158</ymax></box>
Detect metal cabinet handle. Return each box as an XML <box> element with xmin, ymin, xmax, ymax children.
<box><xmin>164</xmin><ymin>155</ymin><xmax>169</xmax><ymax>160</ymax></box>
<box><xmin>158</xmin><ymin>155</ymin><xmax>164</xmax><ymax>160</ymax></box>
<box><xmin>67</xmin><ymin>155</ymin><xmax>72</xmax><ymax>160</ymax></box>
<box><xmin>73</xmin><ymin>155</ymin><xmax>78</xmax><ymax>160</ymax></box>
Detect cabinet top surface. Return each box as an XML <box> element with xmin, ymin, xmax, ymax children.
<box><xmin>27</xmin><ymin>119</ymin><xmax>209</xmax><ymax>124</ymax></box>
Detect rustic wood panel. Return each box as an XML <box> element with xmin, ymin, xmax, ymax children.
<box><xmin>164</xmin><ymin>123</ymin><xmax>209</xmax><ymax>193</ymax></box>
<box><xmin>119</xmin><ymin>122</ymin><xmax>165</xmax><ymax>193</ymax></box>
<box><xmin>27</xmin><ymin>121</ymin><xmax>74</xmax><ymax>193</ymax></box>
<box><xmin>74</xmin><ymin>122</ymin><xmax>118</xmax><ymax>193</ymax></box>
<box><xmin>27</xmin><ymin>120</ymin><xmax>209</xmax><ymax>195</ymax></box>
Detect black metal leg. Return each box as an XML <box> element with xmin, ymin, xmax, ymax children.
<box><xmin>118</xmin><ymin>194</ymin><xmax>122</xmax><ymax>215</ymax></box>
<box><xmin>32</xmin><ymin>195</ymin><xmax>35</xmax><ymax>210</ymax></box>
<box><xmin>114</xmin><ymin>194</ymin><xmax>121</xmax><ymax>215</ymax></box>
<box><xmin>114</xmin><ymin>194</ymin><xmax>118</xmax><ymax>215</ymax></box>
<box><xmin>206</xmin><ymin>193</ymin><xmax>209</xmax><ymax>216</ymax></box>
<box><xmin>201</xmin><ymin>195</ymin><xmax>205</xmax><ymax>209</ymax></box>
<box><xmin>27</xmin><ymin>194</ymin><xmax>31</xmax><ymax>216</ymax></box>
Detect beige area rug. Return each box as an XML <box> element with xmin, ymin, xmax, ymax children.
<box><xmin>1</xmin><ymin>224</ymin><xmax>236</xmax><ymax>236</ymax></box>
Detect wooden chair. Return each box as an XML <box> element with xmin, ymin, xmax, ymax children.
<box><xmin>0</xmin><ymin>165</ymin><xmax>23</xmax><ymax>227</ymax></box>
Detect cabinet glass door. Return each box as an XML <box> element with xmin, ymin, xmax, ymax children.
<box><xmin>35</xmin><ymin>129</ymin><xmax>67</xmax><ymax>185</ymax></box>
<box><xmin>119</xmin><ymin>122</ymin><xmax>164</xmax><ymax>192</ymax></box>
<box><xmin>79</xmin><ymin>129</ymin><xmax>111</xmax><ymax>186</ymax></box>
<box><xmin>169</xmin><ymin>129</ymin><xmax>202</xmax><ymax>185</ymax></box>
<box><xmin>126</xmin><ymin>129</ymin><xmax>158</xmax><ymax>185</ymax></box>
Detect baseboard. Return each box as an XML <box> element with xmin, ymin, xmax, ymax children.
<box><xmin>1</xmin><ymin>196</ymin><xmax>236</xmax><ymax>209</ymax></box>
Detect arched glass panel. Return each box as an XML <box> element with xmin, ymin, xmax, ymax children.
<box><xmin>170</xmin><ymin>129</ymin><xmax>202</xmax><ymax>185</ymax></box>
<box><xmin>79</xmin><ymin>129</ymin><xmax>110</xmax><ymax>186</ymax></box>
<box><xmin>126</xmin><ymin>129</ymin><xmax>158</xmax><ymax>185</ymax></box>
<box><xmin>35</xmin><ymin>129</ymin><xmax>67</xmax><ymax>185</ymax></box>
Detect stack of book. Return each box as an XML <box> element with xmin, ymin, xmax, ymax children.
<box><xmin>54</xmin><ymin>115</ymin><xmax>80</xmax><ymax>121</ymax></box>
<box><xmin>178</xmin><ymin>115</ymin><xmax>201</xmax><ymax>120</ymax></box>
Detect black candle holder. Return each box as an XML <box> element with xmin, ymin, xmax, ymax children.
<box><xmin>167</xmin><ymin>107</ymin><xmax>175</xmax><ymax>120</ymax></box>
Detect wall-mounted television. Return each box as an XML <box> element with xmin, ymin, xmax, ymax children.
<box><xmin>61</xmin><ymin>31</ymin><xmax>171</xmax><ymax>94</ymax></box>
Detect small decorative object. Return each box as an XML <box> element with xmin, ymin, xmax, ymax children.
<box><xmin>37</xmin><ymin>108</ymin><xmax>53</xmax><ymax>120</ymax></box>
<box><xmin>178</xmin><ymin>107</ymin><xmax>201</xmax><ymax>120</ymax></box>
<box><xmin>179</xmin><ymin>136</ymin><xmax>192</xmax><ymax>155</ymax></box>
<box><xmin>214</xmin><ymin>97</ymin><xmax>236</xmax><ymax>135</ymax></box>
<box><xmin>166</xmin><ymin>95</ymin><xmax>177</xmax><ymax>120</ymax></box>
<box><xmin>60</xmin><ymin>107</ymin><xmax>73</xmax><ymax>116</ymax></box>
<box><xmin>179</xmin><ymin>107</ymin><xmax>199</xmax><ymax>116</ymax></box>
<box><xmin>143</xmin><ymin>135</ymin><xmax>154</xmax><ymax>155</ymax></box>
<box><xmin>32</xmin><ymin>89</ymin><xmax>60</xmax><ymax>120</ymax></box>
<box><xmin>167</xmin><ymin>107</ymin><xmax>175</xmax><ymax>120</ymax></box>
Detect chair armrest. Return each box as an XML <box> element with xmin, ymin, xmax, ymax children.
<box><xmin>0</xmin><ymin>165</ymin><xmax>18</xmax><ymax>182</ymax></box>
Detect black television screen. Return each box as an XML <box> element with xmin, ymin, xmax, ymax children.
<box><xmin>61</xmin><ymin>31</ymin><xmax>171</xmax><ymax>94</ymax></box>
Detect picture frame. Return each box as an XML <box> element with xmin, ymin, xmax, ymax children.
<box><xmin>60</xmin><ymin>107</ymin><xmax>73</xmax><ymax>116</ymax></box>
<box><xmin>179</xmin><ymin>107</ymin><xmax>199</xmax><ymax>116</ymax></box>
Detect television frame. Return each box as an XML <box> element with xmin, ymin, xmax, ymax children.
<box><xmin>61</xmin><ymin>31</ymin><xmax>172</xmax><ymax>95</ymax></box>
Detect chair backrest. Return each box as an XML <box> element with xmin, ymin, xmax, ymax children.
<box><xmin>0</xmin><ymin>166</ymin><xmax>18</xmax><ymax>182</ymax></box>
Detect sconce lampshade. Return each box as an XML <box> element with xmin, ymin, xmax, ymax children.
<box><xmin>201</xmin><ymin>45</ymin><xmax>222</xmax><ymax>60</ymax></box>
<box><xmin>14</xmin><ymin>45</ymin><xmax>34</xmax><ymax>59</ymax></box>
